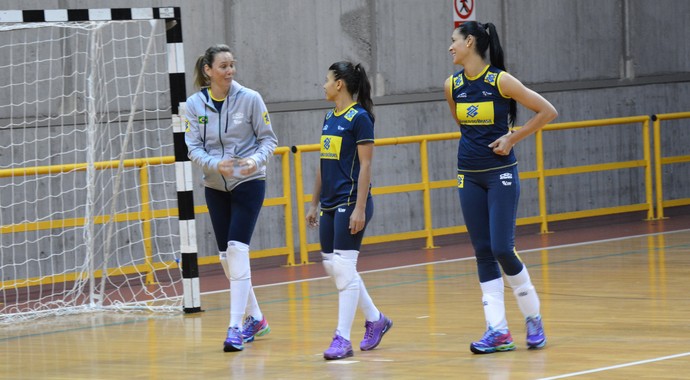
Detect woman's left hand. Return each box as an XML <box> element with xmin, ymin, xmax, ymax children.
<box><xmin>349</xmin><ymin>208</ymin><xmax>366</xmax><ymax>235</ymax></box>
<box><xmin>237</xmin><ymin>158</ymin><xmax>257</xmax><ymax>176</ymax></box>
<box><xmin>488</xmin><ymin>132</ymin><xmax>514</xmax><ymax>156</ymax></box>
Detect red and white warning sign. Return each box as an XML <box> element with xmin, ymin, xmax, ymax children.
<box><xmin>453</xmin><ymin>0</ymin><xmax>475</xmax><ymax>28</ymax></box>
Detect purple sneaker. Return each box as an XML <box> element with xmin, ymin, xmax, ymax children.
<box><xmin>360</xmin><ymin>313</ymin><xmax>393</xmax><ymax>351</ymax></box>
<box><xmin>470</xmin><ymin>328</ymin><xmax>516</xmax><ymax>354</ymax></box>
<box><xmin>223</xmin><ymin>326</ymin><xmax>244</xmax><ymax>352</ymax></box>
<box><xmin>242</xmin><ymin>315</ymin><xmax>271</xmax><ymax>343</ymax></box>
<box><xmin>323</xmin><ymin>333</ymin><xmax>354</xmax><ymax>360</ymax></box>
<box><xmin>526</xmin><ymin>315</ymin><xmax>546</xmax><ymax>349</ymax></box>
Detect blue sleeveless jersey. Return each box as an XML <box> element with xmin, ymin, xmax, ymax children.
<box><xmin>319</xmin><ymin>103</ymin><xmax>374</xmax><ymax>210</ymax></box>
<box><xmin>451</xmin><ymin>65</ymin><xmax>517</xmax><ymax>172</ymax></box>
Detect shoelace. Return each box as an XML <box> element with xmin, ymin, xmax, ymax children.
<box><xmin>363</xmin><ymin>321</ymin><xmax>375</xmax><ymax>339</ymax></box>
<box><xmin>227</xmin><ymin>327</ymin><xmax>242</xmax><ymax>339</ymax></box>
<box><xmin>526</xmin><ymin>319</ymin><xmax>541</xmax><ymax>335</ymax></box>
<box><xmin>480</xmin><ymin>329</ymin><xmax>501</xmax><ymax>343</ymax></box>
<box><xmin>243</xmin><ymin>317</ymin><xmax>257</xmax><ymax>332</ymax></box>
<box><xmin>331</xmin><ymin>336</ymin><xmax>348</xmax><ymax>349</ymax></box>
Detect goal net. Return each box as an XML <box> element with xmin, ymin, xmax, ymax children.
<box><xmin>0</xmin><ymin>17</ymin><xmax>182</xmax><ymax>323</ymax></box>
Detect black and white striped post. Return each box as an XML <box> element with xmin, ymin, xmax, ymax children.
<box><xmin>0</xmin><ymin>7</ymin><xmax>202</xmax><ymax>313</ymax></box>
<box><xmin>163</xmin><ymin>8</ymin><xmax>203</xmax><ymax>313</ymax></box>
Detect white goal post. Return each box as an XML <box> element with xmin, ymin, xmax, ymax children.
<box><xmin>0</xmin><ymin>7</ymin><xmax>201</xmax><ymax>323</ymax></box>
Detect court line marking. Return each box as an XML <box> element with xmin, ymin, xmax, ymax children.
<box><xmin>203</xmin><ymin>227</ymin><xmax>690</xmax><ymax>294</ymax></box>
<box><xmin>536</xmin><ymin>351</ymin><xmax>690</xmax><ymax>379</ymax></box>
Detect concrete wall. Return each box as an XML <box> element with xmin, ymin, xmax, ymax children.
<box><xmin>1</xmin><ymin>0</ymin><xmax>688</xmax><ymax>268</ymax></box>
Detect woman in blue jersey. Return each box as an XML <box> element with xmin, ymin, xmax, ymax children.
<box><xmin>444</xmin><ymin>22</ymin><xmax>558</xmax><ymax>354</ymax></box>
<box><xmin>305</xmin><ymin>61</ymin><xmax>392</xmax><ymax>360</ymax></box>
<box><xmin>185</xmin><ymin>44</ymin><xmax>277</xmax><ymax>352</ymax></box>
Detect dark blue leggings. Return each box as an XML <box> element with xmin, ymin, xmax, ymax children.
<box><xmin>205</xmin><ymin>180</ymin><xmax>265</xmax><ymax>251</ymax></box>
<box><xmin>319</xmin><ymin>198</ymin><xmax>374</xmax><ymax>253</ymax></box>
<box><xmin>457</xmin><ymin>166</ymin><xmax>524</xmax><ymax>282</ymax></box>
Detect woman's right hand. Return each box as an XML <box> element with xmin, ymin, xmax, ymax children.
<box><xmin>218</xmin><ymin>159</ymin><xmax>235</xmax><ymax>177</ymax></box>
<box><xmin>306</xmin><ymin>206</ymin><xmax>319</xmax><ymax>229</ymax></box>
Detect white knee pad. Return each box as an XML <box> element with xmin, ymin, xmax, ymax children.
<box><xmin>332</xmin><ymin>250</ymin><xmax>359</xmax><ymax>291</ymax></box>
<box><xmin>226</xmin><ymin>240</ymin><xmax>251</xmax><ymax>281</ymax></box>
<box><xmin>321</xmin><ymin>252</ymin><xmax>335</xmax><ymax>277</ymax></box>
<box><xmin>219</xmin><ymin>251</ymin><xmax>231</xmax><ymax>280</ymax></box>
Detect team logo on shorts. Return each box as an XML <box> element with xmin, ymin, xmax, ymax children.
<box><xmin>457</xmin><ymin>174</ymin><xmax>464</xmax><ymax>188</ymax></box>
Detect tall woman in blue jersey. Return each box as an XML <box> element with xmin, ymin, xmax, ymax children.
<box><xmin>185</xmin><ymin>44</ymin><xmax>277</xmax><ymax>352</ymax></box>
<box><xmin>445</xmin><ymin>22</ymin><xmax>557</xmax><ymax>354</ymax></box>
<box><xmin>306</xmin><ymin>62</ymin><xmax>392</xmax><ymax>360</ymax></box>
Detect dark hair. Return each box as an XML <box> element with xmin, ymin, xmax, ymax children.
<box><xmin>457</xmin><ymin>22</ymin><xmax>516</xmax><ymax>126</ymax></box>
<box><xmin>194</xmin><ymin>44</ymin><xmax>232</xmax><ymax>89</ymax></box>
<box><xmin>328</xmin><ymin>61</ymin><xmax>375</xmax><ymax>121</ymax></box>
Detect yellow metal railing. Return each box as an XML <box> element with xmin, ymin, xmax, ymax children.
<box><xmin>533</xmin><ymin>115</ymin><xmax>654</xmax><ymax>233</ymax></box>
<box><xmin>193</xmin><ymin>146</ymin><xmax>296</xmax><ymax>265</ymax></box>
<box><xmin>3</xmin><ymin>114</ymin><xmax>685</xmax><ymax>284</ymax></box>
<box><xmin>293</xmin><ymin>116</ymin><xmax>658</xmax><ymax>262</ymax></box>
<box><xmin>1</xmin><ymin>147</ymin><xmax>295</xmax><ymax>289</ymax></box>
<box><xmin>652</xmin><ymin>112</ymin><xmax>690</xmax><ymax>219</ymax></box>
<box><xmin>292</xmin><ymin>133</ymin><xmax>462</xmax><ymax>263</ymax></box>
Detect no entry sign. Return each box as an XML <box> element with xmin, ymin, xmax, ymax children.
<box><xmin>453</xmin><ymin>0</ymin><xmax>475</xmax><ymax>28</ymax></box>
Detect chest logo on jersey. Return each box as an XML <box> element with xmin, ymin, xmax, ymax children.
<box><xmin>456</xmin><ymin>101</ymin><xmax>495</xmax><ymax>125</ymax></box>
<box><xmin>320</xmin><ymin>135</ymin><xmax>343</xmax><ymax>160</ymax></box>
<box><xmin>198</xmin><ymin>116</ymin><xmax>208</xmax><ymax>124</ymax></box>
<box><xmin>344</xmin><ymin>108</ymin><xmax>358</xmax><ymax>121</ymax></box>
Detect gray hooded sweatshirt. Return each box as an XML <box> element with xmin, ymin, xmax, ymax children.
<box><xmin>184</xmin><ymin>81</ymin><xmax>278</xmax><ymax>191</ymax></box>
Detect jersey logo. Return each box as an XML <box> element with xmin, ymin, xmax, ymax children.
<box><xmin>184</xmin><ymin>118</ymin><xmax>191</xmax><ymax>132</ymax></box>
<box><xmin>262</xmin><ymin>111</ymin><xmax>270</xmax><ymax>125</ymax></box>
<box><xmin>484</xmin><ymin>71</ymin><xmax>498</xmax><ymax>86</ymax></box>
<box><xmin>457</xmin><ymin>174</ymin><xmax>464</xmax><ymax>188</ymax></box>
<box><xmin>456</xmin><ymin>101</ymin><xmax>495</xmax><ymax>125</ymax></box>
<box><xmin>198</xmin><ymin>116</ymin><xmax>208</xmax><ymax>124</ymax></box>
<box><xmin>325</xmin><ymin>110</ymin><xmax>334</xmax><ymax>120</ymax></box>
<box><xmin>320</xmin><ymin>135</ymin><xmax>342</xmax><ymax>160</ymax></box>
<box><xmin>344</xmin><ymin>108</ymin><xmax>358</xmax><ymax>121</ymax></box>
<box><xmin>453</xmin><ymin>75</ymin><xmax>464</xmax><ymax>89</ymax></box>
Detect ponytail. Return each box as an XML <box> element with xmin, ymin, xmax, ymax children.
<box><xmin>458</xmin><ymin>21</ymin><xmax>516</xmax><ymax>125</ymax></box>
<box><xmin>354</xmin><ymin>64</ymin><xmax>374</xmax><ymax>121</ymax></box>
<box><xmin>328</xmin><ymin>61</ymin><xmax>375</xmax><ymax>121</ymax></box>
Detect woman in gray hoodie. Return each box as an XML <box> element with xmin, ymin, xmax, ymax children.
<box><xmin>184</xmin><ymin>44</ymin><xmax>278</xmax><ymax>352</ymax></box>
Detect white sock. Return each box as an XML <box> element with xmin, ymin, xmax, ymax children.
<box><xmin>358</xmin><ymin>277</ymin><xmax>380</xmax><ymax>322</ymax></box>
<box><xmin>230</xmin><ymin>278</ymin><xmax>251</xmax><ymax>327</ymax></box>
<box><xmin>506</xmin><ymin>266</ymin><xmax>541</xmax><ymax>319</ymax></box>
<box><xmin>245</xmin><ymin>282</ymin><xmax>262</xmax><ymax>320</ymax></box>
<box><xmin>480</xmin><ymin>277</ymin><xmax>508</xmax><ymax>331</ymax></box>
<box><xmin>336</xmin><ymin>273</ymin><xmax>360</xmax><ymax>341</ymax></box>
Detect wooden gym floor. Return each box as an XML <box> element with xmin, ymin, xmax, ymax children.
<box><xmin>1</xmin><ymin>207</ymin><xmax>689</xmax><ymax>379</ymax></box>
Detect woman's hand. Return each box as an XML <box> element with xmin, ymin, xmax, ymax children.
<box><xmin>306</xmin><ymin>205</ymin><xmax>319</xmax><ymax>229</ymax></box>
<box><xmin>236</xmin><ymin>158</ymin><xmax>257</xmax><ymax>176</ymax></box>
<box><xmin>349</xmin><ymin>207</ymin><xmax>366</xmax><ymax>235</ymax></box>
<box><xmin>488</xmin><ymin>132</ymin><xmax>514</xmax><ymax>156</ymax></box>
<box><xmin>218</xmin><ymin>159</ymin><xmax>235</xmax><ymax>177</ymax></box>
